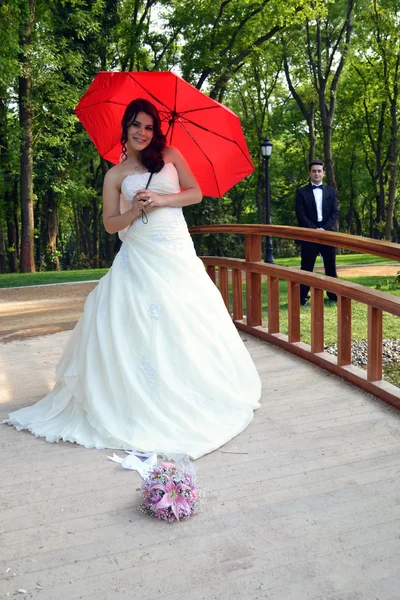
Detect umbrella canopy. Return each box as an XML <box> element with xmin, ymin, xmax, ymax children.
<box><xmin>74</xmin><ymin>71</ymin><xmax>254</xmax><ymax>198</ymax></box>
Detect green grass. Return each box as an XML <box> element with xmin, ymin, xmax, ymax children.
<box><xmin>275</xmin><ymin>253</ymin><xmax>400</xmax><ymax>268</ymax></box>
<box><xmin>227</xmin><ymin>275</ymin><xmax>400</xmax><ymax>347</ymax></box>
<box><xmin>254</xmin><ymin>276</ymin><xmax>400</xmax><ymax>346</ymax></box>
<box><xmin>0</xmin><ymin>269</ymin><xmax>109</xmax><ymax>288</ymax></box>
<box><xmin>228</xmin><ymin>274</ymin><xmax>400</xmax><ymax>386</ymax></box>
<box><xmin>0</xmin><ymin>253</ymin><xmax>398</xmax><ymax>288</ymax></box>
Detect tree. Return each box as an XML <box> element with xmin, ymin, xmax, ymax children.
<box><xmin>19</xmin><ymin>0</ymin><xmax>36</xmax><ymax>272</ymax></box>
<box><xmin>283</xmin><ymin>0</ymin><xmax>355</xmax><ymax>189</ymax></box>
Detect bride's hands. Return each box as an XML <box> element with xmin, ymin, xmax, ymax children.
<box><xmin>134</xmin><ymin>189</ymin><xmax>163</xmax><ymax>212</ymax></box>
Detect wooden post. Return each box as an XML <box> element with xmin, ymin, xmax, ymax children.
<box><xmin>219</xmin><ymin>266</ymin><xmax>229</xmax><ymax>311</ymax></box>
<box><xmin>288</xmin><ymin>281</ymin><xmax>301</xmax><ymax>343</ymax></box>
<box><xmin>338</xmin><ymin>296</ymin><xmax>352</xmax><ymax>366</ymax></box>
<box><xmin>268</xmin><ymin>276</ymin><xmax>280</xmax><ymax>334</ymax></box>
<box><xmin>311</xmin><ymin>288</ymin><xmax>324</xmax><ymax>353</ymax></box>
<box><xmin>367</xmin><ymin>306</ymin><xmax>383</xmax><ymax>381</ymax></box>
<box><xmin>245</xmin><ymin>235</ymin><xmax>262</xmax><ymax>326</ymax></box>
<box><xmin>232</xmin><ymin>269</ymin><xmax>243</xmax><ymax>321</ymax></box>
<box><xmin>206</xmin><ymin>265</ymin><xmax>216</xmax><ymax>284</ymax></box>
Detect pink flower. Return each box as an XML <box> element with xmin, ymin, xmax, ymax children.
<box><xmin>159</xmin><ymin>462</ymin><xmax>177</xmax><ymax>470</ymax></box>
<box><xmin>152</xmin><ymin>476</ymin><xmax>192</xmax><ymax>521</ymax></box>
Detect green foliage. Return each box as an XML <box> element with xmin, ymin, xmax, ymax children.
<box><xmin>0</xmin><ymin>0</ymin><xmax>400</xmax><ymax>274</ymax></box>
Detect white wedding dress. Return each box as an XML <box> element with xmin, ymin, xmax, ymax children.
<box><xmin>5</xmin><ymin>163</ymin><xmax>261</xmax><ymax>459</ymax></box>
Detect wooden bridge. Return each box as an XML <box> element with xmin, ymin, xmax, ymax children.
<box><xmin>1</xmin><ymin>225</ymin><xmax>400</xmax><ymax>599</ymax></box>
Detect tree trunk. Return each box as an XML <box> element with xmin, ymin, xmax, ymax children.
<box><xmin>0</xmin><ymin>231</ymin><xmax>6</xmax><ymax>273</ymax></box>
<box><xmin>6</xmin><ymin>193</ymin><xmax>18</xmax><ymax>273</ymax></box>
<box><xmin>80</xmin><ymin>205</ymin><xmax>92</xmax><ymax>259</ymax></box>
<box><xmin>19</xmin><ymin>0</ymin><xmax>36</xmax><ymax>272</ymax></box>
<box><xmin>104</xmin><ymin>232</ymin><xmax>116</xmax><ymax>264</ymax></box>
<box><xmin>92</xmin><ymin>195</ymin><xmax>99</xmax><ymax>267</ymax></box>
<box><xmin>384</xmin><ymin>95</ymin><xmax>399</xmax><ymax>240</ymax></box>
<box><xmin>0</xmin><ymin>98</ymin><xmax>18</xmax><ymax>272</ymax></box>
<box><xmin>45</xmin><ymin>188</ymin><xmax>60</xmax><ymax>270</ymax></box>
<box><xmin>90</xmin><ymin>158</ymin><xmax>100</xmax><ymax>267</ymax></box>
<box><xmin>13</xmin><ymin>176</ymin><xmax>20</xmax><ymax>265</ymax></box>
<box><xmin>308</xmin><ymin>103</ymin><xmax>316</xmax><ymax>164</ymax></box>
<box><xmin>320</xmin><ymin>107</ymin><xmax>337</xmax><ymax>190</ymax></box>
<box><xmin>73</xmin><ymin>201</ymin><xmax>80</xmax><ymax>265</ymax></box>
<box><xmin>346</xmin><ymin>148</ymin><xmax>355</xmax><ymax>233</ymax></box>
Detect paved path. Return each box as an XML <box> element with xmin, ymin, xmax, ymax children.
<box><xmin>1</xmin><ymin>331</ymin><xmax>400</xmax><ymax>599</ymax></box>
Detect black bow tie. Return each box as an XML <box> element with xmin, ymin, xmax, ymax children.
<box><xmin>312</xmin><ymin>184</ymin><xmax>322</xmax><ymax>189</ymax></box>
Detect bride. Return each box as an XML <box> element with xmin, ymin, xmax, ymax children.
<box><xmin>5</xmin><ymin>98</ymin><xmax>261</xmax><ymax>460</ymax></box>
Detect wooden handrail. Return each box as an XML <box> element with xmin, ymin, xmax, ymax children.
<box><xmin>200</xmin><ymin>257</ymin><xmax>400</xmax><ymax>315</ymax></box>
<box><xmin>189</xmin><ymin>225</ymin><xmax>400</xmax><ymax>262</ymax></box>
<box><xmin>189</xmin><ymin>225</ymin><xmax>400</xmax><ymax>410</ymax></box>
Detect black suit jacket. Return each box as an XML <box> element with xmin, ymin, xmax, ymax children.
<box><xmin>295</xmin><ymin>183</ymin><xmax>339</xmax><ymax>231</ymax></box>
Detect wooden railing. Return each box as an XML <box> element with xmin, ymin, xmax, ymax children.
<box><xmin>189</xmin><ymin>225</ymin><xmax>400</xmax><ymax>410</ymax></box>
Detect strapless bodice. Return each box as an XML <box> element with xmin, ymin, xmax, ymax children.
<box><xmin>121</xmin><ymin>162</ymin><xmax>180</xmax><ymax>203</ymax></box>
<box><xmin>119</xmin><ymin>162</ymin><xmax>186</xmax><ymax>242</ymax></box>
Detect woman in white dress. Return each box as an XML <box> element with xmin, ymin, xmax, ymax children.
<box><xmin>5</xmin><ymin>99</ymin><xmax>261</xmax><ymax>459</ymax></box>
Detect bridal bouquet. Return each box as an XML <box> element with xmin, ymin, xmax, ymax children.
<box><xmin>139</xmin><ymin>460</ymin><xmax>200</xmax><ymax>522</ymax></box>
<box><xmin>108</xmin><ymin>451</ymin><xmax>201</xmax><ymax>523</ymax></box>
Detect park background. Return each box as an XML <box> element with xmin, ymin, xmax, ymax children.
<box><xmin>0</xmin><ymin>0</ymin><xmax>399</xmax><ymax>274</ymax></box>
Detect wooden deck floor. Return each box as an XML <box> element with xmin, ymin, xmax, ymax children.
<box><xmin>1</xmin><ymin>331</ymin><xmax>400</xmax><ymax>600</ymax></box>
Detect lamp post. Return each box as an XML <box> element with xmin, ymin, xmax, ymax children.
<box><xmin>261</xmin><ymin>136</ymin><xmax>274</xmax><ymax>263</ymax></box>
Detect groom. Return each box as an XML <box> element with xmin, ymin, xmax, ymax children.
<box><xmin>295</xmin><ymin>159</ymin><xmax>339</xmax><ymax>306</ymax></box>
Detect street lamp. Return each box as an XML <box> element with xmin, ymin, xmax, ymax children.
<box><xmin>260</xmin><ymin>136</ymin><xmax>274</xmax><ymax>264</ymax></box>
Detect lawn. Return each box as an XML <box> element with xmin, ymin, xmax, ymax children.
<box><xmin>256</xmin><ymin>276</ymin><xmax>400</xmax><ymax>346</ymax></box>
<box><xmin>0</xmin><ymin>269</ymin><xmax>109</xmax><ymax>288</ymax></box>
<box><xmin>224</xmin><ymin>276</ymin><xmax>400</xmax><ymax>347</ymax></box>
<box><xmin>275</xmin><ymin>253</ymin><xmax>399</xmax><ymax>268</ymax></box>
<box><xmin>232</xmin><ymin>275</ymin><xmax>400</xmax><ymax>387</ymax></box>
<box><xmin>0</xmin><ymin>253</ymin><xmax>398</xmax><ymax>288</ymax></box>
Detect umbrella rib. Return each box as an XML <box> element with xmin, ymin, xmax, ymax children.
<box><xmin>177</xmin><ymin>117</ymin><xmax>254</xmax><ymax>168</ymax></box>
<box><xmin>75</xmin><ymin>100</ymin><xmax>131</xmax><ymax>112</ymax></box>
<box><xmin>127</xmin><ymin>72</ymin><xmax>174</xmax><ymax>114</ymax></box>
<box><xmin>174</xmin><ymin>117</ymin><xmax>221</xmax><ymax>198</ymax></box>
<box><xmin>167</xmin><ymin>75</ymin><xmax>179</xmax><ymax>146</ymax></box>
<box><xmin>176</xmin><ymin>106</ymin><xmax>220</xmax><ymax>117</ymax></box>
<box><xmin>165</xmin><ymin>112</ymin><xmax>253</xmax><ymax>167</ymax></box>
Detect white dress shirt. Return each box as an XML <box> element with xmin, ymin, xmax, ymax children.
<box><xmin>312</xmin><ymin>186</ymin><xmax>323</xmax><ymax>222</ymax></box>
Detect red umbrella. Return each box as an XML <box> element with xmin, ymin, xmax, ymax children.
<box><xmin>74</xmin><ymin>71</ymin><xmax>253</xmax><ymax>198</ymax></box>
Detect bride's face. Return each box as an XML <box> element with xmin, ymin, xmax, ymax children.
<box><xmin>127</xmin><ymin>111</ymin><xmax>154</xmax><ymax>152</ymax></box>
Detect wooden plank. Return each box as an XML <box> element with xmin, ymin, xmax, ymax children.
<box><xmin>232</xmin><ymin>269</ymin><xmax>243</xmax><ymax>321</ymax></box>
<box><xmin>206</xmin><ymin>264</ymin><xmax>216</xmax><ymax>284</ymax></box>
<box><xmin>219</xmin><ymin>266</ymin><xmax>229</xmax><ymax>310</ymax></box>
<box><xmin>245</xmin><ymin>235</ymin><xmax>262</xmax><ymax>326</ymax></box>
<box><xmin>368</xmin><ymin>305</ymin><xmax>383</xmax><ymax>382</ymax></box>
<box><xmin>268</xmin><ymin>275</ymin><xmax>280</xmax><ymax>334</ymax></box>
<box><xmin>288</xmin><ymin>281</ymin><xmax>300</xmax><ymax>343</ymax></box>
<box><xmin>1</xmin><ymin>330</ymin><xmax>400</xmax><ymax>600</ymax></box>
<box><xmin>235</xmin><ymin>322</ymin><xmax>400</xmax><ymax>410</ymax></box>
<box><xmin>338</xmin><ymin>296</ymin><xmax>352</xmax><ymax>366</ymax></box>
<box><xmin>311</xmin><ymin>287</ymin><xmax>324</xmax><ymax>352</ymax></box>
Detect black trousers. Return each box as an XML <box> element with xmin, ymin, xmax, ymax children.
<box><xmin>300</xmin><ymin>240</ymin><xmax>337</xmax><ymax>300</ymax></box>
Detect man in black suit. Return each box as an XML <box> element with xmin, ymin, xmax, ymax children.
<box><xmin>295</xmin><ymin>159</ymin><xmax>339</xmax><ymax>306</ymax></box>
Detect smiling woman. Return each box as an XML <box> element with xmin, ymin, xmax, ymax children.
<box><xmin>4</xmin><ymin>98</ymin><xmax>262</xmax><ymax>459</ymax></box>
<box><xmin>102</xmin><ymin>98</ymin><xmax>202</xmax><ymax>236</ymax></box>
